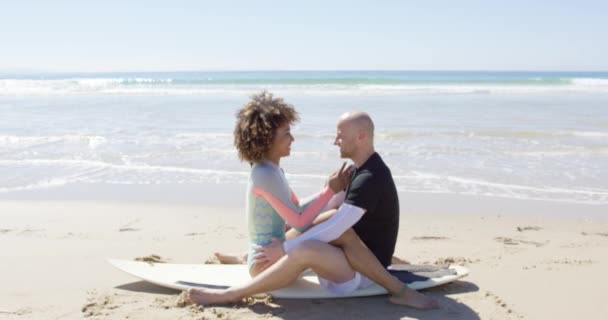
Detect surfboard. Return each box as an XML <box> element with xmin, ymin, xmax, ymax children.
<box><xmin>109</xmin><ymin>259</ymin><xmax>469</xmax><ymax>299</ymax></box>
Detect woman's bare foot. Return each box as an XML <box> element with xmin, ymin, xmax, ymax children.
<box><xmin>214</xmin><ymin>252</ymin><xmax>247</xmax><ymax>264</ymax></box>
<box><xmin>187</xmin><ymin>288</ymin><xmax>239</xmax><ymax>305</ymax></box>
<box><xmin>391</xmin><ymin>256</ymin><xmax>411</xmax><ymax>265</ymax></box>
<box><xmin>389</xmin><ymin>286</ymin><xmax>439</xmax><ymax>310</ymax></box>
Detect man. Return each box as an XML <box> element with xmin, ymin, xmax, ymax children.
<box><xmin>189</xmin><ymin>112</ymin><xmax>437</xmax><ymax>309</ymax></box>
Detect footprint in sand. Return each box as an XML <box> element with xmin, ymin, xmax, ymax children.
<box><xmin>83</xmin><ymin>291</ymin><xmax>203</xmax><ymax>318</ymax></box>
<box><xmin>411</xmin><ymin>236</ymin><xmax>450</xmax><ymax>241</ymax></box>
<box><xmin>423</xmin><ymin>256</ymin><xmax>481</xmax><ymax>265</ymax></box>
<box><xmin>495</xmin><ymin>237</ymin><xmax>547</xmax><ymax>247</ymax></box>
<box><xmin>82</xmin><ymin>292</ymin><xmax>121</xmax><ymax>318</ymax></box>
<box><xmin>134</xmin><ymin>254</ymin><xmax>168</xmax><ymax>264</ymax></box>
<box><xmin>118</xmin><ymin>219</ymin><xmax>141</xmax><ymax>233</ymax></box>
<box><xmin>483</xmin><ymin>291</ymin><xmax>524</xmax><ymax>319</ymax></box>
<box><xmin>185</xmin><ymin>232</ymin><xmax>206</xmax><ymax>236</ymax></box>
<box><xmin>524</xmin><ymin>258</ymin><xmax>594</xmax><ymax>271</ymax></box>
<box><xmin>581</xmin><ymin>231</ymin><xmax>608</xmax><ymax>237</ymax></box>
<box><xmin>58</xmin><ymin>232</ymin><xmax>89</xmax><ymax>240</ymax></box>
<box><xmin>546</xmin><ymin>258</ymin><xmax>595</xmax><ymax>266</ymax></box>
<box><xmin>0</xmin><ymin>308</ymin><xmax>32</xmax><ymax>316</ymax></box>
<box><xmin>517</xmin><ymin>226</ymin><xmax>542</xmax><ymax>232</ymax></box>
<box><xmin>559</xmin><ymin>242</ymin><xmax>590</xmax><ymax>249</ymax></box>
<box><xmin>15</xmin><ymin>229</ymin><xmax>46</xmax><ymax>238</ymax></box>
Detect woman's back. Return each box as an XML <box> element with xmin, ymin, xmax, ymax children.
<box><xmin>246</xmin><ymin>161</ymin><xmax>289</xmax><ymax>250</ymax></box>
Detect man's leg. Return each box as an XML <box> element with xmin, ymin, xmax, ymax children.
<box><xmin>330</xmin><ymin>229</ymin><xmax>438</xmax><ymax>309</ymax></box>
<box><xmin>189</xmin><ymin>240</ymin><xmax>355</xmax><ymax>305</ymax></box>
<box><xmin>215</xmin><ymin>250</ymin><xmax>410</xmax><ymax>266</ymax></box>
<box><xmin>215</xmin><ymin>210</ymin><xmax>410</xmax><ymax>266</ymax></box>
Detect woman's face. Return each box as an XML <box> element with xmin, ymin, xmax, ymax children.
<box><xmin>268</xmin><ymin>123</ymin><xmax>294</xmax><ymax>159</ymax></box>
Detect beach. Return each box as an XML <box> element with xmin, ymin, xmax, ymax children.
<box><xmin>1</xmin><ymin>71</ymin><xmax>608</xmax><ymax>319</ymax></box>
<box><xmin>1</xmin><ymin>193</ymin><xmax>607</xmax><ymax>319</ymax></box>
<box><xmin>3</xmin><ymin>0</ymin><xmax>608</xmax><ymax>315</ymax></box>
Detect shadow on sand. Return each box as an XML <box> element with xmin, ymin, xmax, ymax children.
<box><xmin>116</xmin><ymin>280</ymin><xmax>480</xmax><ymax>320</ymax></box>
<box><xmin>245</xmin><ymin>280</ymin><xmax>480</xmax><ymax>320</ymax></box>
<box><xmin>115</xmin><ymin>281</ymin><xmax>180</xmax><ymax>295</ymax></box>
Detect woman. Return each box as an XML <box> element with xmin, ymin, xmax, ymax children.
<box><xmin>188</xmin><ymin>92</ymin><xmax>363</xmax><ymax>304</ymax></box>
<box><xmin>236</xmin><ymin>91</ymin><xmax>352</xmax><ymax>275</ymax></box>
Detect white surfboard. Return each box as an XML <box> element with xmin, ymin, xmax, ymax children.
<box><xmin>109</xmin><ymin>259</ymin><xmax>469</xmax><ymax>299</ymax></box>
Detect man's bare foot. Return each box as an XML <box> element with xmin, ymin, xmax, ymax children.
<box><xmin>214</xmin><ymin>252</ymin><xmax>247</xmax><ymax>264</ymax></box>
<box><xmin>389</xmin><ymin>286</ymin><xmax>439</xmax><ymax>310</ymax></box>
<box><xmin>391</xmin><ymin>256</ymin><xmax>411</xmax><ymax>265</ymax></box>
<box><xmin>187</xmin><ymin>288</ymin><xmax>239</xmax><ymax>305</ymax></box>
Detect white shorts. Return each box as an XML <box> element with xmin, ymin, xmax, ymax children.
<box><xmin>283</xmin><ymin>203</ymin><xmax>370</xmax><ymax>295</ymax></box>
<box><xmin>318</xmin><ymin>272</ymin><xmax>374</xmax><ymax>295</ymax></box>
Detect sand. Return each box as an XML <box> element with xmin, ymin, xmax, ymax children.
<box><xmin>1</xmin><ymin>195</ymin><xmax>607</xmax><ymax>319</ymax></box>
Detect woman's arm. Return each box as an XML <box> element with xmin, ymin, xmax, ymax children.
<box><xmin>252</xmin><ymin>165</ymin><xmax>335</xmax><ymax>232</ymax></box>
<box><xmin>252</xmin><ymin>186</ymin><xmax>334</xmax><ymax>231</ymax></box>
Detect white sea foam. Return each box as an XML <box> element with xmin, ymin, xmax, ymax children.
<box><xmin>392</xmin><ymin>172</ymin><xmax>608</xmax><ymax>205</ymax></box>
<box><xmin>3</xmin><ymin>78</ymin><xmax>608</xmax><ymax>96</ymax></box>
<box><xmin>570</xmin><ymin>131</ymin><xmax>608</xmax><ymax>138</ymax></box>
<box><xmin>2</xmin><ymin>156</ymin><xmax>606</xmax><ymax>204</ymax></box>
<box><xmin>570</xmin><ymin>78</ymin><xmax>608</xmax><ymax>86</ymax></box>
<box><xmin>0</xmin><ymin>158</ymin><xmax>250</xmax><ymax>193</ymax></box>
<box><xmin>0</xmin><ymin>134</ymin><xmax>106</xmax><ymax>148</ymax></box>
<box><xmin>0</xmin><ymin>178</ymin><xmax>72</xmax><ymax>193</ymax></box>
<box><xmin>1</xmin><ymin>80</ymin><xmax>606</xmax><ymax>206</ymax></box>
<box><xmin>0</xmin><ymin>159</ymin><xmax>248</xmax><ymax>176</ymax></box>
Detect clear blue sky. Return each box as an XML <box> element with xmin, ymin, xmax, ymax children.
<box><xmin>2</xmin><ymin>0</ymin><xmax>607</xmax><ymax>72</ymax></box>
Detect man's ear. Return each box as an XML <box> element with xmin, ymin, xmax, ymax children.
<box><xmin>357</xmin><ymin>129</ymin><xmax>366</xmax><ymax>141</ymax></box>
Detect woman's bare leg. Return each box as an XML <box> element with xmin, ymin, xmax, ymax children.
<box><xmin>215</xmin><ymin>211</ymin><xmax>409</xmax><ymax>266</ymax></box>
<box><xmin>214</xmin><ymin>252</ymin><xmax>247</xmax><ymax>264</ymax></box>
<box><xmin>391</xmin><ymin>256</ymin><xmax>410</xmax><ymax>265</ymax></box>
<box><xmin>189</xmin><ymin>240</ymin><xmax>355</xmax><ymax>305</ymax></box>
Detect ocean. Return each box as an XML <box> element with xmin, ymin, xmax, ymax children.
<box><xmin>1</xmin><ymin>71</ymin><xmax>607</xmax><ymax>205</ymax></box>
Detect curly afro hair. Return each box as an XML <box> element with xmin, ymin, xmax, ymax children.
<box><xmin>233</xmin><ymin>91</ymin><xmax>299</xmax><ymax>163</ymax></box>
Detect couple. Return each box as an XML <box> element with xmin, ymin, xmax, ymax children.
<box><xmin>188</xmin><ymin>92</ymin><xmax>438</xmax><ymax>309</ymax></box>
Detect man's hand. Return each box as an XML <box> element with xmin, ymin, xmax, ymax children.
<box><xmin>253</xmin><ymin>237</ymin><xmax>285</xmax><ymax>271</ymax></box>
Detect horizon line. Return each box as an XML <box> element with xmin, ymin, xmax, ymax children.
<box><xmin>2</xmin><ymin>69</ymin><xmax>608</xmax><ymax>74</ymax></box>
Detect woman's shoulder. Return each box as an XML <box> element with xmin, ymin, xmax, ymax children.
<box><xmin>252</xmin><ymin>161</ymin><xmax>277</xmax><ymax>172</ymax></box>
<box><xmin>251</xmin><ymin>161</ymin><xmax>280</xmax><ymax>182</ymax></box>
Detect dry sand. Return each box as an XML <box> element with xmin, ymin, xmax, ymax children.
<box><xmin>1</xmin><ymin>196</ymin><xmax>607</xmax><ymax>319</ymax></box>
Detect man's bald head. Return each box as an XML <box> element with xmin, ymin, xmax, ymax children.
<box><xmin>338</xmin><ymin>111</ymin><xmax>375</xmax><ymax>140</ymax></box>
<box><xmin>334</xmin><ymin>111</ymin><xmax>376</xmax><ymax>163</ymax></box>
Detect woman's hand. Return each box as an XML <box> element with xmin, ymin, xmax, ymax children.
<box><xmin>327</xmin><ymin>162</ymin><xmax>353</xmax><ymax>193</ymax></box>
<box><xmin>252</xmin><ymin>237</ymin><xmax>285</xmax><ymax>271</ymax></box>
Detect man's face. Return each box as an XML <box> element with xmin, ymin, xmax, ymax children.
<box><xmin>334</xmin><ymin>120</ymin><xmax>357</xmax><ymax>159</ymax></box>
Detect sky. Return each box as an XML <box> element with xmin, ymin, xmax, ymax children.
<box><xmin>1</xmin><ymin>0</ymin><xmax>607</xmax><ymax>72</ymax></box>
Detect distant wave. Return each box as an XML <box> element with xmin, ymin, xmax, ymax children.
<box><xmin>2</xmin><ymin>75</ymin><xmax>608</xmax><ymax>95</ymax></box>
<box><xmin>375</xmin><ymin>130</ymin><xmax>608</xmax><ymax>140</ymax></box>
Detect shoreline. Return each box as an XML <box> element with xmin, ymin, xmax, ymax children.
<box><xmin>2</xmin><ymin>181</ymin><xmax>607</xmax><ymax>217</ymax></box>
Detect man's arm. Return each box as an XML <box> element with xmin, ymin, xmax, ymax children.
<box><xmin>283</xmin><ymin>207</ymin><xmax>338</xmax><ymax>240</ymax></box>
<box><xmin>254</xmin><ymin>204</ymin><xmax>365</xmax><ymax>269</ymax></box>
